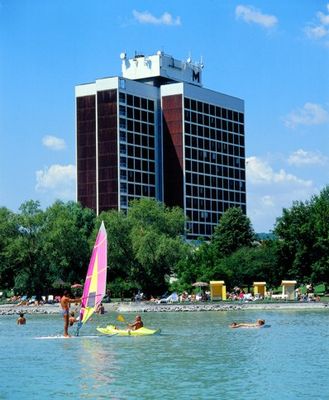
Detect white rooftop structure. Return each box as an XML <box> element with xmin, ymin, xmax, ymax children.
<box><xmin>121</xmin><ymin>51</ymin><xmax>203</xmax><ymax>87</ymax></box>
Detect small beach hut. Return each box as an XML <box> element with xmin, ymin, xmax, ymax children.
<box><xmin>281</xmin><ymin>280</ymin><xmax>297</xmax><ymax>300</ymax></box>
<box><xmin>253</xmin><ymin>282</ymin><xmax>266</xmax><ymax>298</ymax></box>
<box><xmin>210</xmin><ymin>281</ymin><xmax>226</xmax><ymax>301</ymax></box>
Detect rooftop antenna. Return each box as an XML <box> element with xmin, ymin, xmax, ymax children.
<box><xmin>200</xmin><ymin>55</ymin><xmax>204</xmax><ymax>69</ymax></box>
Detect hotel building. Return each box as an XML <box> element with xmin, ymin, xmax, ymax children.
<box><xmin>75</xmin><ymin>52</ymin><xmax>246</xmax><ymax>239</ymax></box>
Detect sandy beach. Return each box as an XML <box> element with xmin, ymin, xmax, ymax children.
<box><xmin>1</xmin><ymin>300</ymin><xmax>328</xmax><ymax>315</ymax></box>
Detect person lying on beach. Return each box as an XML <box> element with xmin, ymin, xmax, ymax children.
<box><xmin>17</xmin><ymin>313</ymin><xmax>26</xmax><ymax>325</ymax></box>
<box><xmin>127</xmin><ymin>315</ymin><xmax>144</xmax><ymax>330</ymax></box>
<box><xmin>60</xmin><ymin>290</ymin><xmax>81</xmax><ymax>337</ymax></box>
<box><xmin>229</xmin><ymin>319</ymin><xmax>265</xmax><ymax>328</ymax></box>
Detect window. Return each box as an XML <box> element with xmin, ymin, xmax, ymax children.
<box><xmin>134</xmin><ymin>96</ymin><xmax>140</xmax><ymax>108</ymax></box>
<box><xmin>119</xmin><ymin>92</ymin><xmax>126</xmax><ymax>103</ymax></box>
<box><xmin>119</xmin><ymin>105</ymin><xmax>126</xmax><ymax>116</ymax></box>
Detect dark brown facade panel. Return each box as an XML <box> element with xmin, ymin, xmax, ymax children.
<box><xmin>162</xmin><ymin>94</ymin><xmax>183</xmax><ymax>208</ymax></box>
<box><xmin>162</xmin><ymin>95</ymin><xmax>182</xmax><ymax>109</ymax></box>
<box><xmin>97</xmin><ymin>89</ymin><xmax>118</xmax><ymax>211</ymax></box>
<box><xmin>76</xmin><ymin>95</ymin><xmax>97</xmax><ymax>211</ymax></box>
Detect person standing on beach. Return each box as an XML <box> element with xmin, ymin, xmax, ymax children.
<box><xmin>60</xmin><ymin>291</ymin><xmax>81</xmax><ymax>337</ymax></box>
<box><xmin>17</xmin><ymin>313</ymin><xmax>26</xmax><ymax>325</ymax></box>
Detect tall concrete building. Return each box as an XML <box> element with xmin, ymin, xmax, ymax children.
<box><xmin>76</xmin><ymin>51</ymin><xmax>246</xmax><ymax>239</ymax></box>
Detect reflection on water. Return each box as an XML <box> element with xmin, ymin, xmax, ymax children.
<box><xmin>78</xmin><ymin>338</ymin><xmax>119</xmax><ymax>398</ymax></box>
<box><xmin>0</xmin><ymin>310</ymin><xmax>328</xmax><ymax>399</ymax></box>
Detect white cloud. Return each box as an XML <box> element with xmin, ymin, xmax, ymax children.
<box><xmin>305</xmin><ymin>25</ymin><xmax>329</xmax><ymax>39</ymax></box>
<box><xmin>246</xmin><ymin>156</ymin><xmax>317</xmax><ymax>232</ymax></box>
<box><xmin>42</xmin><ymin>135</ymin><xmax>66</xmax><ymax>151</ymax></box>
<box><xmin>35</xmin><ymin>164</ymin><xmax>76</xmax><ymax>200</ymax></box>
<box><xmin>246</xmin><ymin>156</ymin><xmax>312</xmax><ymax>186</ymax></box>
<box><xmin>283</xmin><ymin>103</ymin><xmax>329</xmax><ymax>128</ymax></box>
<box><xmin>132</xmin><ymin>10</ymin><xmax>181</xmax><ymax>26</ymax></box>
<box><xmin>317</xmin><ymin>10</ymin><xmax>329</xmax><ymax>25</ymax></box>
<box><xmin>288</xmin><ymin>149</ymin><xmax>328</xmax><ymax>167</ymax></box>
<box><xmin>261</xmin><ymin>195</ymin><xmax>274</xmax><ymax>207</ymax></box>
<box><xmin>305</xmin><ymin>3</ymin><xmax>329</xmax><ymax>41</ymax></box>
<box><xmin>235</xmin><ymin>5</ymin><xmax>278</xmax><ymax>28</ymax></box>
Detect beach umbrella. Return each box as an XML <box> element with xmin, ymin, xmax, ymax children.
<box><xmin>71</xmin><ymin>283</ymin><xmax>83</xmax><ymax>289</ymax></box>
<box><xmin>192</xmin><ymin>282</ymin><xmax>208</xmax><ymax>287</ymax></box>
<box><xmin>192</xmin><ymin>282</ymin><xmax>209</xmax><ymax>296</ymax></box>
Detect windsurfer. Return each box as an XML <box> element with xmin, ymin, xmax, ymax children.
<box><xmin>60</xmin><ymin>290</ymin><xmax>81</xmax><ymax>337</ymax></box>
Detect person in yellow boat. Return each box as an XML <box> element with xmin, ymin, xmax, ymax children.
<box><xmin>127</xmin><ymin>315</ymin><xmax>144</xmax><ymax>330</ymax></box>
<box><xmin>229</xmin><ymin>319</ymin><xmax>265</xmax><ymax>328</ymax></box>
<box><xmin>60</xmin><ymin>290</ymin><xmax>81</xmax><ymax>337</ymax></box>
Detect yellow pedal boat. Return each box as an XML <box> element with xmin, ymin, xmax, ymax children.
<box><xmin>97</xmin><ymin>324</ymin><xmax>161</xmax><ymax>336</ymax></box>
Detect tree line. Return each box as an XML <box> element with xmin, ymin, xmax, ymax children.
<box><xmin>0</xmin><ymin>186</ymin><xmax>328</xmax><ymax>298</ymax></box>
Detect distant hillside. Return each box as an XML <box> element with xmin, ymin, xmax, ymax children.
<box><xmin>256</xmin><ymin>232</ymin><xmax>276</xmax><ymax>240</ymax></box>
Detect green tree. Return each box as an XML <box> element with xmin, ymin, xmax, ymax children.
<box><xmin>309</xmin><ymin>187</ymin><xmax>329</xmax><ymax>288</ymax></box>
<box><xmin>274</xmin><ymin>186</ymin><xmax>329</xmax><ymax>287</ymax></box>
<box><xmin>173</xmin><ymin>240</ymin><xmax>215</xmax><ymax>291</ymax></box>
<box><xmin>11</xmin><ymin>200</ymin><xmax>46</xmax><ymax>295</ymax></box>
<box><xmin>127</xmin><ymin>198</ymin><xmax>188</xmax><ymax>295</ymax></box>
<box><xmin>275</xmin><ymin>200</ymin><xmax>315</xmax><ymax>283</ymax></box>
<box><xmin>41</xmin><ymin>201</ymin><xmax>95</xmax><ymax>288</ymax></box>
<box><xmin>95</xmin><ymin>210</ymin><xmax>136</xmax><ymax>297</ymax></box>
<box><xmin>215</xmin><ymin>241</ymin><xmax>281</xmax><ymax>290</ymax></box>
<box><xmin>0</xmin><ymin>207</ymin><xmax>19</xmax><ymax>290</ymax></box>
<box><xmin>211</xmin><ymin>207</ymin><xmax>255</xmax><ymax>258</ymax></box>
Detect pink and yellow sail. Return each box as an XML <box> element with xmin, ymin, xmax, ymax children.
<box><xmin>77</xmin><ymin>221</ymin><xmax>107</xmax><ymax>334</ymax></box>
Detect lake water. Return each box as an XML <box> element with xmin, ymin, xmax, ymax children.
<box><xmin>0</xmin><ymin>309</ymin><xmax>328</xmax><ymax>399</ymax></box>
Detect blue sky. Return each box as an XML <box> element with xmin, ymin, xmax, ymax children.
<box><xmin>0</xmin><ymin>0</ymin><xmax>328</xmax><ymax>232</ymax></box>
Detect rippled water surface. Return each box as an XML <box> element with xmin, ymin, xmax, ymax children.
<box><xmin>0</xmin><ymin>310</ymin><xmax>328</xmax><ymax>399</ymax></box>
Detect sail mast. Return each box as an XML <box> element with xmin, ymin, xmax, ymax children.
<box><xmin>76</xmin><ymin>221</ymin><xmax>107</xmax><ymax>335</ymax></box>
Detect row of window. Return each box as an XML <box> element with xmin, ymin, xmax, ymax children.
<box><xmin>186</xmin><ymin>203</ymin><xmax>244</xmax><ymax>217</ymax></box>
<box><xmin>185</xmin><ymin>162</ymin><xmax>246</xmax><ymax>181</ymax></box>
<box><xmin>184</xmin><ymin>97</ymin><xmax>244</xmax><ymax>123</ymax></box>
<box><xmin>186</xmin><ymin>210</ymin><xmax>220</xmax><ymax>223</ymax></box>
<box><xmin>120</xmin><ymin>106</ymin><xmax>155</xmax><ymax>124</ymax></box>
<box><xmin>120</xmin><ymin>119</ymin><xmax>155</xmax><ymax>136</ymax></box>
<box><xmin>120</xmin><ymin>157</ymin><xmax>156</xmax><ymax>173</ymax></box>
<box><xmin>120</xmin><ymin>183</ymin><xmax>156</xmax><ymax>196</ymax></box>
<box><xmin>119</xmin><ymin>92</ymin><xmax>155</xmax><ymax>111</ymax></box>
<box><xmin>120</xmin><ymin>189</ymin><xmax>156</xmax><ymax>207</ymax></box>
<box><xmin>120</xmin><ymin>170</ymin><xmax>155</xmax><ymax>185</ymax></box>
<box><xmin>120</xmin><ymin>131</ymin><xmax>155</xmax><ymax>148</ymax></box>
<box><xmin>186</xmin><ymin>187</ymin><xmax>246</xmax><ymax>205</ymax></box>
<box><xmin>185</xmin><ymin>126</ymin><xmax>245</xmax><ymax>145</ymax></box>
<box><xmin>185</xmin><ymin>112</ymin><xmax>243</xmax><ymax>134</ymax></box>
<box><xmin>185</xmin><ymin>175</ymin><xmax>245</xmax><ymax>191</ymax></box>
<box><xmin>185</xmin><ymin>148</ymin><xmax>245</xmax><ymax>166</ymax></box>
<box><xmin>187</xmin><ymin>223</ymin><xmax>216</xmax><ymax>237</ymax></box>
<box><xmin>120</xmin><ymin>145</ymin><xmax>155</xmax><ymax>159</ymax></box>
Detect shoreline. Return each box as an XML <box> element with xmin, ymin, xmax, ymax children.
<box><xmin>1</xmin><ymin>300</ymin><xmax>328</xmax><ymax>315</ymax></box>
